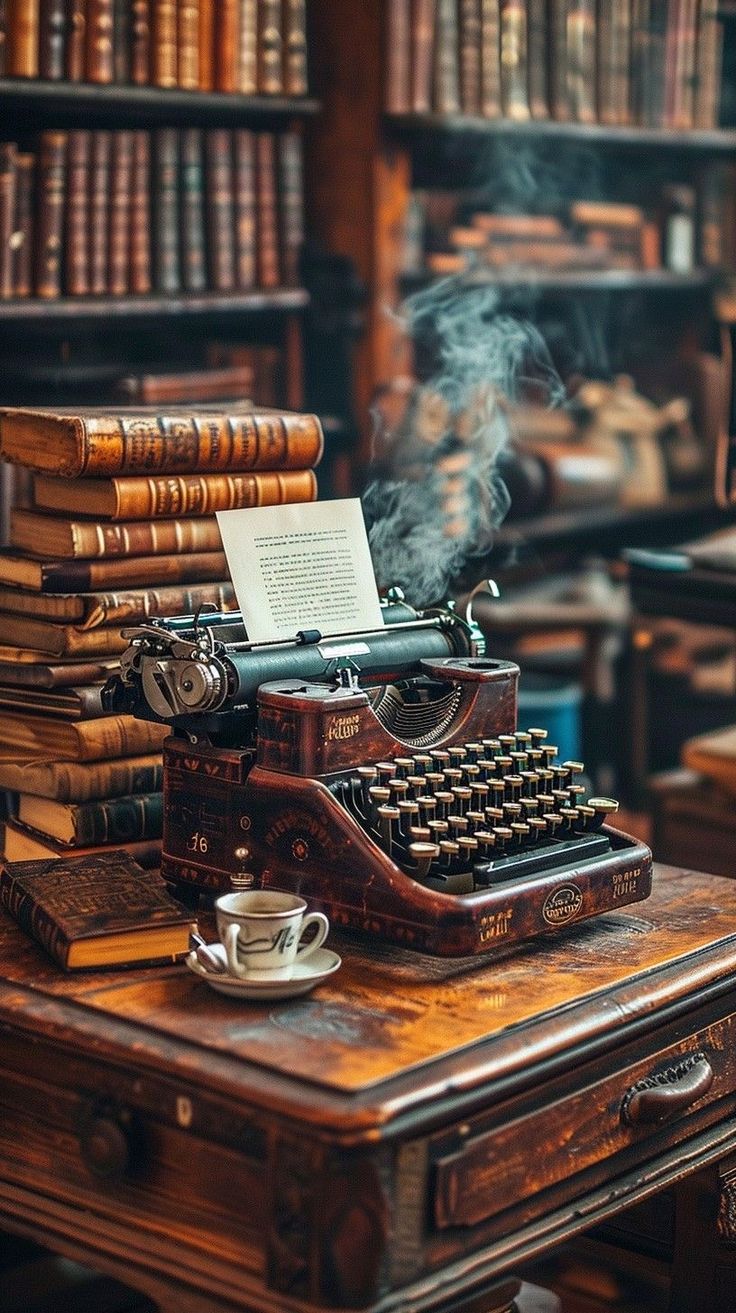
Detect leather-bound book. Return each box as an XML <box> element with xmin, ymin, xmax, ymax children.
<box><xmin>237</xmin><ymin>0</ymin><xmax>257</xmax><ymax>92</ymax></box>
<box><xmin>178</xmin><ymin>0</ymin><xmax>200</xmax><ymax>88</ymax></box>
<box><xmin>10</xmin><ymin>508</ymin><xmax>224</xmax><ymax>557</ymax></box>
<box><xmin>0</xmin><ymin>754</ymin><xmax>163</xmax><ymax>804</ymax></box>
<box><xmin>86</xmin><ymin>0</ymin><xmax>115</xmax><ymax>82</ymax></box>
<box><xmin>433</xmin><ymin>0</ymin><xmax>459</xmax><ymax>115</ymax></box>
<box><xmin>0</xmin><ymin>404</ymin><xmax>324</xmax><ymax>475</ymax></box>
<box><xmin>180</xmin><ymin>127</ymin><xmax>207</xmax><ymax>292</ymax></box>
<box><xmin>630</xmin><ymin>0</ymin><xmax>650</xmax><ymax>125</ymax></box>
<box><xmin>33</xmin><ymin>467</ymin><xmax>319</xmax><ymax>518</ymax></box>
<box><xmin>6</xmin><ymin>0</ymin><xmax>39</xmax><ymax>76</ymax></box>
<box><xmin>283</xmin><ymin>0</ymin><xmax>307</xmax><ymax>95</ymax></box>
<box><xmin>411</xmin><ymin>0</ymin><xmax>435</xmax><ymax>114</ymax></box>
<box><xmin>151</xmin><ymin>0</ymin><xmax>177</xmax><ymax>86</ymax></box>
<box><xmin>2</xmin><ymin>825</ymin><xmax>161</xmax><ymax>869</ymax></box>
<box><xmin>277</xmin><ymin>130</ymin><xmax>303</xmax><ymax>288</ymax></box>
<box><xmin>233</xmin><ymin>128</ymin><xmax>256</xmax><ymax>288</ymax></box>
<box><xmin>0</xmin><ymin>1</ymin><xmax>6</xmax><ymax>74</ymax></box>
<box><xmin>548</xmin><ymin>0</ymin><xmax>569</xmax><ymax>120</ymax></box>
<box><xmin>65</xmin><ymin>0</ymin><xmax>86</xmax><ymax>79</ymax></box>
<box><xmin>258</xmin><ymin>0</ymin><xmax>282</xmax><ymax>93</ymax></box>
<box><xmin>107</xmin><ymin>130</ymin><xmax>133</xmax><ymax>295</ymax></box>
<box><xmin>0</xmin><ymin>615</ymin><xmax>132</xmax><ymax>657</ymax></box>
<box><xmin>0</xmin><ymin>142</ymin><xmax>16</xmax><ymax>302</ymax></box>
<box><xmin>255</xmin><ymin>130</ymin><xmax>280</xmax><ymax>287</ymax></box>
<box><xmin>665</xmin><ymin>0</ymin><xmax>697</xmax><ymax>129</ymax></box>
<box><xmin>152</xmin><ymin>127</ymin><xmax>181</xmax><ymax>293</ymax></box>
<box><xmin>459</xmin><ymin>0</ymin><xmax>482</xmax><ymax>115</ymax></box>
<box><xmin>0</xmin><ymin>708</ymin><xmax>166</xmax><ymax>763</ymax></box>
<box><xmin>205</xmin><ymin>128</ymin><xmax>235</xmax><ymax>291</ymax></box>
<box><xmin>0</xmin><ymin>546</ymin><xmax>230</xmax><ymax>590</ymax></box>
<box><xmin>695</xmin><ymin>0</ymin><xmax>722</xmax><ymax>130</ymax></box>
<box><xmin>17</xmin><ymin>792</ymin><xmax>164</xmax><ymax>848</ymax></box>
<box><xmin>114</xmin><ymin>363</ymin><xmax>254</xmax><ymax>403</ymax></box>
<box><xmin>599</xmin><ymin>0</ymin><xmax>630</xmax><ymax>124</ymax></box>
<box><xmin>129</xmin><ymin>0</ymin><xmax>151</xmax><ymax>84</ymax></box>
<box><xmin>129</xmin><ymin>130</ymin><xmax>151</xmax><ymax>294</ymax></box>
<box><xmin>214</xmin><ymin>0</ymin><xmax>238</xmax><ymax>92</ymax></box>
<box><xmin>0</xmin><ymin>578</ymin><xmax>235</xmax><ymax>626</ymax></box>
<box><xmin>643</xmin><ymin>0</ymin><xmax>667</xmax><ymax>127</ymax></box>
<box><xmin>0</xmin><ymin>850</ymin><xmax>194</xmax><ymax>970</ymax></box>
<box><xmin>38</xmin><ymin>0</ymin><xmax>66</xmax><ymax>78</ymax></box>
<box><xmin>198</xmin><ymin>0</ymin><xmax>214</xmax><ymax>89</ymax></box>
<box><xmin>499</xmin><ymin>1</ymin><xmax>530</xmax><ymax>120</ymax></box>
<box><xmin>65</xmin><ymin>130</ymin><xmax>91</xmax><ymax>296</ymax></box>
<box><xmin>34</xmin><ymin>131</ymin><xmax>66</xmax><ymax>300</ymax></box>
<box><xmin>0</xmin><ymin>682</ymin><xmax>111</xmax><ymax>717</ymax></box>
<box><xmin>89</xmin><ymin>130</ymin><xmax>111</xmax><ymax>296</ymax></box>
<box><xmin>527</xmin><ymin>0</ymin><xmax>548</xmax><ymax>118</ymax></box>
<box><xmin>480</xmin><ymin>0</ymin><xmax>500</xmax><ymax>118</ymax></box>
<box><xmin>113</xmin><ymin>0</ymin><xmax>130</xmax><ymax>81</ymax></box>
<box><xmin>11</xmin><ymin>151</ymin><xmax>34</xmax><ymax>297</ymax></box>
<box><xmin>566</xmin><ymin>0</ymin><xmax>596</xmax><ymax>122</ymax></box>
<box><xmin>386</xmin><ymin>0</ymin><xmax>410</xmax><ymax>112</ymax></box>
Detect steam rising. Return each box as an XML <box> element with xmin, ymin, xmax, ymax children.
<box><xmin>363</xmin><ymin>278</ymin><xmax>564</xmax><ymax>607</ymax></box>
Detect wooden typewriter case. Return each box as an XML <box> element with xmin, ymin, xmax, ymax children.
<box><xmin>161</xmin><ymin>656</ymin><xmax>652</xmax><ymax>955</ymax></box>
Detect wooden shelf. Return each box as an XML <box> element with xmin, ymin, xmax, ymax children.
<box><xmin>494</xmin><ymin>492</ymin><xmax>720</xmax><ymax>551</ymax></box>
<box><xmin>0</xmin><ymin>289</ymin><xmax>310</xmax><ymax>330</ymax></box>
<box><xmin>0</xmin><ymin>79</ymin><xmax>320</xmax><ymax>128</ymax></box>
<box><xmin>401</xmin><ymin>268</ymin><xmax>719</xmax><ymax>294</ymax></box>
<box><xmin>387</xmin><ymin>112</ymin><xmax>736</xmax><ymax>153</ymax></box>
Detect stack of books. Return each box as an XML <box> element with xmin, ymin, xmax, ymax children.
<box><xmin>0</xmin><ymin>402</ymin><xmax>323</xmax><ymax>865</ymax></box>
<box><xmin>0</xmin><ymin>127</ymin><xmax>303</xmax><ymax>300</ymax></box>
<box><xmin>2</xmin><ymin>0</ymin><xmax>308</xmax><ymax>97</ymax></box>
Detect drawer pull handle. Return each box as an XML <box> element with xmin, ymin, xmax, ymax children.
<box><xmin>79</xmin><ymin>1114</ymin><xmax>131</xmax><ymax>1179</ymax></box>
<box><xmin>622</xmin><ymin>1052</ymin><xmax>714</xmax><ymax>1126</ymax></box>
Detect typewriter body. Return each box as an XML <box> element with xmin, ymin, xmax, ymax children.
<box><xmin>112</xmin><ymin>600</ymin><xmax>652</xmax><ymax>956</ymax></box>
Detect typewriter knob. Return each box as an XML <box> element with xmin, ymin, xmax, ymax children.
<box><xmin>176</xmin><ymin>660</ymin><xmax>226</xmax><ymax>711</ymax></box>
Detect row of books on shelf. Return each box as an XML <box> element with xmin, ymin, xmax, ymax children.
<box><xmin>1</xmin><ymin>0</ymin><xmax>308</xmax><ymax>96</ymax></box>
<box><xmin>0</xmin><ymin>126</ymin><xmax>303</xmax><ymax>300</ymax></box>
<box><xmin>387</xmin><ymin>0</ymin><xmax>722</xmax><ymax>132</ymax></box>
<box><xmin>0</xmin><ymin>400</ymin><xmax>323</xmax><ymax>870</ymax></box>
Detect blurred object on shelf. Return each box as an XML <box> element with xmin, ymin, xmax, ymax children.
<box><xmin>649</xmin><ymin>768</ymin><xmax>736</xmax><ymax>877</ymax></box>
<box><xmin>681</xmin><ymin>723</ymin><xmax>736</xmax><ymax>799</ymax></box>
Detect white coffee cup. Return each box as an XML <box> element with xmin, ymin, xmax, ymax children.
<box><xmin>215</xmin><ymin>889</ymin><xmax>329</xmax><ymax>981</ymax></box>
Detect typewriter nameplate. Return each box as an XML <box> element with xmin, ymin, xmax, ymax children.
<box><xmin>318</xmin><ymin>642</ymin><xmax>371</xmax><ymax>658</ymax></box>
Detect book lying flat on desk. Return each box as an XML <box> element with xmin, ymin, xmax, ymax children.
<box><xmin>33</xmin><ymin>468</ymin><xmax>318</xmax><ymax>519</ymax></box>
<box><xmin>0</xmin><ymin>710</ymin><xmax>167</xmax><ymax>760</ymax></box>
<box><xmin>0</xmin><ymin>754</ymin><xmax>163</xmax><ymax>803</ymax></box>
<box><xmin>0</xmin><ymin>580</ymin><xmax>235</xmax><ymax>626</ymax></box>
<box><xmin>2</xmin><ymin>821</ymin><xmax>162</xmax><ymax>869</ymax></box>
<box><xmin>10</xmin><ymin>509</ymin><xmax>224</xmax><ymax>559</ymax></box>
<box><xmin>0</xmin><ymin>849</ymin><xmax>194</xmax><ymax>969</ymax></box>
<box><xmin>17</xmin><ymin>791</ymin><xmax>163</xmax><ymax>847</ymax></box>
<box><xmin>0</xmin><ymin>548</ymin><xmax>230</xmax><ymax>592</ymax></box>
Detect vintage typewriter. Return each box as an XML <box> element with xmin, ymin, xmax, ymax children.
<box><xmin>109</xmin><ymin>597</ymin><xmax>652</xmax><ymax>956</ymax></box>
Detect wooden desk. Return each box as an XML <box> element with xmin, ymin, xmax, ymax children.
<box><xmin>0</xmin><ymin>865</ymin><xmax>735</xmax><ymax>1313</ymax></box>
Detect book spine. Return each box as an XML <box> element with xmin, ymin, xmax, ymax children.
<box><xmin>89</xmin><ymin>130</ymin><xmax>112</xmax><ymax>295</ymax></box>
<box><xmin>151</xmin><ymin>0</ymin><xmax>177</xmax><ymax>86</ymax></box>
<box><xmin>10</xmin><ymin>510</ymin><xmax>222</xmax><ymax>557</ymax></box>
<box><xmin>255</xmin><ymin>131</ymin><xmax>280</xmax><ymax>288</ymax></box>
<box><xmin>526</xmin><ymin>0</ymin><xmax>548</xmax><ymax>118</ymax></box>
<box><xmin>67</xmin><ymin>793</ymin><xmax>164</xmax><ymax>846</ymax></box>
<box><xmin>459</xmin><ymin>0</ymin><xmax>482</xmax><ymax>115</ymax></box>
<box><xmin>178</xmin><ymin>0</ymin><xmax>200</xmax><ymax>87</ymax></box>
<box><xmin>411</xmin><ymin>0</ymin><xmax>435</xmax><ymax>114</ymax></box>
<box><xmin>433</xmin><ymin>0</ymin><xmax>459</xmax><ymax>114</ymax></box>
<box><xmin>180</xmin><ymin>127</ymin><xmax>207</xmax><ymax>292</ymax></box>
<box><xmin>82</xmin><ymin>579</ymin><xmax>234</xmax><ymax>627</ymax></box>
<box><xmin>6</xmin><ymin>0</ymin><xmax>39</xmax><ymax>76</ymax></box>
<box><xmin>258</xmin><ymin>0</ymin><xmax>282</xmax><ymax>93</ymax></box>
<box><xmin>548</xmin><ymin>0</ymin><xmax>569</xmax><ymax>120</ymax></box>
<box><xmin>386</xmin><ymin>0</ymin><xmax>410</xmax><ymax>113</ymax></box>
<box><xmin>65</xmin><ymin>130</ymin><xmax>91</xmax><ymax>296</ymax></box>
<box><xmin>104</xmin><ymin>467</ymin><xmax>317</xmax><ymax>517</ymax></box>
<box><xmin>237</xmin><ymin>0</ymin><xmax>257</xmax><ymax>92</ymax></box>
<box><xmin>214</xmin><ymin>0</ymin><xmax>238</xmax><ymax>92</ymax></box>
<box><xmin>34</xmin><ymin>131</ymin><xmax>66</xmax><ymax>300</ymax></box>
<box><xmin>116</xmin><ymin>362</ymin><xmax>254</xmax><ymax>402</ymax></box>
<box><xmin>278</xmin><ymin>130</ymin><xmax>303</xmax><ymax>288</ymax></box>
<box><xmin>233</xmin><ymin>128</ymin><xmax>257</xmax><ymax>288</ymax></box>
<box><xmin>38</xmin><ymin>0</ymin><xmax>66</xmax><ymax>78</ymax></box>
<box><xmin>629</xmin><ymin>0</ymin><xmax>649</xmax><ymax>125</ymax></box>
<box><xmin>130</xmin><ymin>0</ymin><xmax>151</xmax><ymax>84</ymax></box>
<box><xmin>72</xmin><ymin>715</ymin><xmax>168</xmax><ymax>761</ymax></box>
<box><xmin>283</xmin><ymin>0</ymin><xmax>307</xmax><ymax>95</ymax></box>
<box><xmin>113</xmin><ymin>0</ymin><xmax>130</xmax><ymax>81</ymax></box>
<box><xmin>0</xmin><ymin>0</ymin><xmax>6</xmax><ymax>74</ymax></box>
<box><xmin>11</xmin><ymin>151</ymin><xmax>34</xmax><ymax>297</ymax></box>
<box><xmin>107</xmin><ymin>130</ymin><xmax>133</xmax><ymax>295</ymax></box>
<box><xmin>86</xmin><ymin>0</ymin><xmax>115</xmax><ymax>82</ymax></box>
<box><xmin>32</xmin><ymin>548</ymin><xmax>230</xmax><ymax>590</ymax></box>
<box><xmin>500</xmin><ymin>0</ymin><xmax>529</xmax><ymax>120</ymax></box>
<box><xmin>205</xmin><ymin>128</ymin><xmax>236</xmax><ymax>291</ymax></box>
<box><xmin>153</xmin><ymin>127</ymin><xmax>181</xmax><ymax>293</ymax></box>
<box><xmin>198</xmin><ymin>0</ymin><xmax>214</xmax><ymax>89</ymax></box>
<box><xmin>129</xmin><ymin>130</ymin><xmax>151</xmax><ymax>293</ymax></box>
<box><xmin>5</xmin><ymin>756</ymin><xmax>164</xmax><ymax>802</ymax></box>
<box><xmin>0</xmin><ymin>870</ymin><xmax>68</xmax><ymax>968</ymax></box>
<box><xmin>566</xmin><ymin>0</ymin><xmax>596</xmax><ymax>123</ymax></box>
<box><xmin>0</xmin><ymin>142</ymin><xmax>16</xmax><ymax>302</ymax></box>
<box><xmin>695</xmin><ymin>0</ymin><xmax>721</xmax><ymax>130</ymax></box>
<box><xmin>65</xmin><ymin>0</ymin><xmax>86</xmax><ymax>80</ymax></box>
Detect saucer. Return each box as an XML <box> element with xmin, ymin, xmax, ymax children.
<box><xmin>185</xmin><ymin>947</ymin><xmax>342</xmax><ymax>1000</ymax></box>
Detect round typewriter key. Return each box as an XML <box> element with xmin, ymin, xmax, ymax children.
<box><xmin>567</xmin><ymin>783</ymin><xmax>587</xmax><ymax>805</ymax></box>
<box><xmin>474</xmin><ymin>830</ymin><xmax>496</xmax><ymax>857</ymax></box>
<box><xmin>491</xmin><ymin>825</ymin><xmax>513</xmax><ymax>854</ymax></box>
<box><xmin>543</xmin><ymin>812</ymin><xmax>563</xmax><ymax>837</ymax></box>
<box><xmin>405</xmin><ymin>774</ymin><xmax>425</xmax><ymax>798</ymax></box>
<box><xmin>484</xmin><ymin>805</ymin><xmax>504</xmax><ymax>826</ymax></box>
<box><xmin>471</xmin><ymin>782</ymin><xmax>489</xmax><ymax>806</ymax></box>
<box><xmin>393</xmin><ymin>757</ymin><xmax>414</xmax><ymax>778</ymax></box>
<box><xmin>377</xmin><ymin>804</ymin><xmax>400</xmax><ymax>851</ymax></box>
<box><xmin>528</xmin><ymin>750</ymin><xmax>544</xmax><ymax>769</ymax></box>
<box><xmin>514</xmin><ymin>731</ymin><xmax>532</xmax><ymax>748</ymax></box>
<box><xmin>465</xmin><ymin>742</ymin><xmax>483</xmax><ymax>762</ymax></box>
<box><xmin>502</xmin><ymin>801</ymin><xmax>523</xmax><ymax>823</ymax></box>
<box><xmin>482</xmin><ymin>738</ymin><xmax>502</xmax><ymax>757</ymax></box>
<box><xmin>409</xmin><ymin>825</ymin><xmax>432</xmax><ymax>843</ymax></box>
<box><xmin>521</xmin><ymin>796</ymin><xmax>540</xmax><ymax>818</ymax></box>
<box><xmin>558</xmin><ymin>806</ymin><xmax>579</xmax><ymax>832</ymax></box>
<box><xmin>417</xmin><ymin>795</ymin><xmax>437</xmax><ymax>823</ymax></box>
<box><xmin>552</xmin><ymin>789</ymin><xmax>569</xmax><ymax>808</ymax></box>
<box><xmin>563</xmin><ymin>760</ymin><xmax>585</xmax><ymax>776</ymax></box>
<box><xmin>476</xmin><ymin>758</ymin><xmax>497</xmax><ymax>781</ymax></box>
<box><xmin>368</xmin><ymin>786</ymin><xmax>391</xmax><ymax>814</ymax></box>
<box><xmin>504</xmin><ymin>774</ymin><xmax>523</xmax><ymax>802</ymax></box>
<box><xmin>536</xmin><ymin>792</ymin><xmax>556</xmax><ymax>809</ymax></box>
<box><xmin>408</xmin><ymin>841</ymin><xmax>440</xmax><ymax>878</ymax></box>
<box><xmin>587</xmin><ymin>797</ymin><xmax>619</xmax><ymax>830</ymax></box>
<box><xmin>496</xmin><ymin>755</ymin><xmax>514</xmax><ymax>774</ymax></box>
<box><xmin>489</xmin><ymin>780</ymin><xmax>506</xmax><ymax>804</ymax></box>
<box><xmin>398</xmin><ymin>800</ymin><xmax>420</xmax><ymax>833</ymax></box>
<box><xmin>448</xmin><ymin>746</ymin><xmax>467</xmax><ymax>765</ymax></box>
<box><xmin>509</xmin><ymin>751</ymin><xmax>528</xmax><ymax>771</ymax></box>
<box><xmin>576</xmin><ymin>803</ymin><xmax>596</xmax><ymax>830</ymax></box>
<box><xmin>428</xmin><ymin>819</ymin><xmax>449</xmax><ymax>839</ymax></box>
<box><xmin>452</xmin><ymin>785</ymin><xmax>472</xmax><ymax>814</ymax></box>
<box><xmin>376</xmin><ymin>762</ymin><xmax>396</xmax><ymax>783</ymax></box>
<box><xmin>430</xmin><ymin>749</ymin><xmax>451</xmax><ymax>768</ymax></box>
<box><xmin>388</xmin><ymin>778</ymin><xmax>409</xmax><ymax>800</ymax></box>
<box><xmin>466</xmin><ymin>809</ymin><xmax>486</xmax><ymax>830</ymax></box>
<box><xmin>424</xmin><ymin>771</ymin><xmax>445</xmax><ymax>792</ymax></box>
<box><xmin>458</xmin><ymin>836</ymin><xmax>479</xmax><ymax>865</ymax></box>
<box><xmin>444</xmin><ymin>767</ymin><xmax>463</xmax><ymax>787</ymax></box>
<box><xmin>520</xmin><ymin>770</ymin><xmax>539</xmax><ymax>796</ymax></box>
<box><xmin>528</xmin><ymin>727</ymin><xmax>548</xmax><ymax>747</ymax></box>
<box><xmin>438</xmin><ymin>839</ymin><xmax>460</xmax><ymax>868</ymax></box>
<box><xmin>448</xmin><ymin>814</ymin><xmax>469</xmax><ymax>838</ymax></box>
<box><xmin>509</xmin><ymin>822</ymin><xmax>531</xmax><ymax>847</ymax></box>
<box><xmin>499</xmin><ymin>734</ymin><xmax>516</xmax><ymax>750</ymax></box>
<box><xmin>434</xmin><ymin>790</ymin><xmax>454</xmax><ymax>820</ymax></box>
<box><xmin>413</xmin><ymin>754</ymin><xmax>433</xmax><ymax>775</ymax></box>
<box><xmin>461</xmin><ymin>762</ymin><xmax>481</xmax><ymax>782</ymax></box>
<box><xmin>528</xmin><ymin>817</ymin><xmax>547</xmax><ymax>841</ymax></box>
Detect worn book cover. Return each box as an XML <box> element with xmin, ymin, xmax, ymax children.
<box><xmin>3</xmin><ymin>820</ymin><xmax>162</xmax><ymax>868</ymax></box>
<box><xmin>18</xmin><ymin>790</ymin><xmax>164</xmax><ymax>846</ymax></box>
<box><xmin>0</xmin><ymin>579</ymin><xmax>235</xmax><ymax>627</ymax></box>
<box><xmin>0</xmin><ymin>752</ymin><xmax>163</xmax><ymax>802</ymax></box>
<box><xmin>0</xmin><ymin>546</ymin><xmax>229</xmax><ymax>591</ymax></box>
<box><xmin>33</xmin><ymin>468</ymin><xmax>318</xmax><ymax>519</ymax></box>
<box><xmin>0</xmin><ymin>849</ymin><xmax>193</xmax><ymax>969</ymax></box>
<box><xmin>0</xmin><ymin>708</ymin><xmax>167</xmax><ymax>759</ymax></box>
<box><xmin>0</xmin><ymin>680</ymin><xmax>108</xmax><ymax>718</ymax></box>
<box><xmin>10</xmin><ymin>508</ymin><xmax>224</xmax><ymax>559</ymax></box>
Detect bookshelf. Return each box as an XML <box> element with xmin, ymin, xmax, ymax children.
<box><xmin>307</xmin><ymin>0</ymin><xmax>736</xmax><ymax>548</ymax></box>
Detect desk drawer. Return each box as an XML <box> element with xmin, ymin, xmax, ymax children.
<box><xmin>432</xmin><ymin>1010</ymin><xmax>736</xmax><ymax>1230</ymax></box>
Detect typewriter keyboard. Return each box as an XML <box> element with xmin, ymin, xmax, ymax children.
<box><xmin>330</xmin><ymin>728</ymin><xmax>619</xmax><ymax>893</ymax></box>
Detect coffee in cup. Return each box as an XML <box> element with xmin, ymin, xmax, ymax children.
<box><xmin>215</xmin><ymin>889</ymin><xmax>329</xmax><ymax>981</ymax></box>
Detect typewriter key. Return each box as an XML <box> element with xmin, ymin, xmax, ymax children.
<box><xmin>576</xmin><ymin>803</ymin><xmax>596</xmax><ymax>830</ymax></box>
<box><xmin>398</xmin><ymin>801</ymin><xmax>420</xmax><ymax>835</ymax></box>
<box><xmin>434</xmin><ymin>790</ymin><xmax>455</xmax><ymax>820</ymax></box>
<box><xmin>509</xmin><ymin>751</ymin><xmax>528</xmax><ymax>771</ymax></box>
<box><xmin>491</xmin><ymin>825</ymin><xmax>513</xmax><ymax>854</ymax></box>
<box><xmin>528</xmin><ymin>817</ymin><xmax>547</xmax><ymax>841</ymax></box>
<box><xmin>484</xmin><ymin>805</ymin><xmax>504</xmax><ymax>826</ymax></box>
<box><xmin>405</xmin><ymin>774</ymin><xmax>426</xmax><ymax>797</ymax></box>
<box><xmin>543</xmin><ymin>812</ymin><xmax>563</xmax><ymax>837</ymax></box>
<box><xmin>499</xmin><ymin>735</ymin><xmax>516</xmax><ymax>751</ymax></box>
<box><xmin>408</xmin><ymin>841</ymin><xmax>440</xmax><ymax>879</ymax></box>
<box><xmin>388</xmin><ymin>778</ymin><xmax>409</xmax><ymax>800</ymax></box>
<box><xmin>482</xmin><ymin>738</ymin><xmax>502</xmax><ymax>757</ymax></box>
<box><xmin>514</xmin><ymin>731</ymin><xmax>533</xmax><ymax>749</ymax></box>
<box><xmin>428</xmin><ymin>819</ymin><xmax>449</xmax><ymax>840</ymax></box>
<box><xmin>413</xmin><ymin>754</ymin><xmax>433</xmax><ymax>775</ymax></box>
<box><xmin>471</xmin><ymin>782</ymin><xmax>489</xmax><ymax>807</ymax></box>
<box><xmin>458</xmin><ymin>836</ymin><xmax>479</xmax><ymax>865</ymax></box>
<box><xmin>502</xmin><ymin>801</ymin><xmax>523</xmax><ymax>823</ymax></box>
<box><xmin>452</xmin><ymin>785</ymin><xmax>472</xmax><ymax>814</ymax></box>
<box><xmin>460</xmin><ymin>762</ymin><xmax>481</xmax><ymax>782</ymax></box>
<box><xmin>587</xmin><ymin>798</ymin><xmax>619</xmax><ymax>830</ymax></box>
<box><xmin>448</xmin><ymin>746</ymin><xmax>467</xmax><ymax>765</ymax></box>
<box><xmin>474</xmin><ymin>830</ymin><xmax>496</xmax><ymax>858</ymax></box>
<box><xmin>465</xmin><ymin>742</ymin><xmax>483</xmax><ymax>763</ymax></box>
<box><xmin>409</xmin><ymin>825</ymin><xmax>432</xmax><ymax>843</ymax></box>
<box><xmin>393</xmin><ymin>757</ymin><xmax>414</xmax><ymax>778</ymax></box>
<box><xmin>424</xmin><ymin>771</ymin><xmax>445</xmax><ymax>792</ymax></box>
<box><xmin>448</xmin><ymin>814</ymin><xmax>469</xmax><ymax>839</ymax></box>
<box><xmin>466</xmin><ymin>810</ymin><xmax>486</xmax><ymax>829</ymax></box>
<box><xmin>558</xmin><ymin>806</ymin><xmax>579</xmax><ymax>833</ymax></box>
<box><xmin>528</xmin><ymin>727</ymin><xmax>548</xmax><ymax>747</ymax></box>
<box><xmin>476</xmin><ymin>758</ymin><xmax>497</xmax><ymax>781</ymax></box>
<box><xmin>376</xmin><ymin>762</ymin><xmax>396</xmax><ymax>783</ymax></box>
<box><xmin>504</xmin><ymin>774</ymin><xmax>523</xmax><ymax>803</ymax></box>
<box><xmin>430</xmin><ymin>749</ymin><xmax>451</xmax><ymax>768</ymax></box>
<box><xmin>520</xmin><ymin>770</ymin><xmax>540</xmax><ymax>796</ymax></box>
<box><xmin>509</xmin><ymin>822</ymin><xmax>531</xmax><ymax>848</ymax></box>
<box><xmin>377</xmin><ymin>804</ymin><xmax>400</xmax><ymax>853</ymax></box>
<box><xmin>520</xmin><ymin>796</ymin><xmax>540</xmax><ymax>818</ymax></box>
<box><xmin>567</xmin><ymin>783</ymin><xmax>586</xmax><ymax>803</ymax></box>
<box><xmin>444</xmin><ymin>767</ymin><xmax>463</xmax><ymax>787</ymax></box>
<box><xmin>417</xmin><ymin>795</ymin><xmax>437</xmax><ymax>823</ymax></box>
